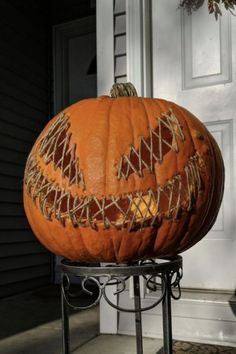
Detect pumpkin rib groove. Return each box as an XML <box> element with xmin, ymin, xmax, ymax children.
<box><xmin>139</xmin><ymin>98</ymin><xmax>154</xmax><ymax>186</ymax></box>
<box><xmin>24</xmin><ymin>195</ymin><xmax>71</xmax><ymax>257</ymax></box>
<box><xmin>141</xmin><ymin>97</ymin><xmax>159</xmax><ymax>174</ymax></box>
<box><xmin>159</xmin><ymin>103</ymin><xmax>212</xmax><ymax>253</ymax></box>
<box><xmin>126</xmin><ymin>98</ymin><xmax>138</xmax><ymax>192</ymax></box>
<box><xmin>126</xmin><ymin>97</ymin><xmax>136</xmax><ymax>186</ymax></box>
<box><xmin>79</xmin><ymin>228</ymin><xmax>103</xmax><ymax>261</ymax></box>
<box><xmin>68</xmin><ymin>228</ymin><xmax>87</xmax><ymax>261</ymax></box>
<box><xmin>110</xmin><ymin>228</ymin><xmax>120</xmax><ymax>261</ymax></box>
<box><xmin>179</xmin><ymin>131</ymin><xmax>224</xmax><ymax>252</ymax></box>
<box><xmin>175</xmin><ymin>108</ymin><xmax>216</xmax><ymax>251</ymax></box>
<box><xmin>171</xmin><ymin>104</ymin><xmax>196</xmax><ymax>155</ymax></box>
<box><xmin>104</xmin><ymin>98</ymin><xmax>114</xmax><ymax>196</ymax></box>
<box><xmin>203</xmin><ymin>136</ymin><xmax>224</xmax><ymax>232</ymax></box>
<box><xmin>140</xmin><ymin>97</ymin><xmax>152</xmax><ymax>133</ymax></box>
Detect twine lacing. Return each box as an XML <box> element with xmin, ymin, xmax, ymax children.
<box><xmin>117</xmin><ymin>109</ymin><xmax>185</xmax><ymax>179</ymax></box>
<box><xmin>24</xmin><ymin>152</ymin><xmax>202</xmax><ymax>231</ymax></box>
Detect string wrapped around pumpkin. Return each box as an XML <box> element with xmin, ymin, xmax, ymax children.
<box><xmin>23</xmin><ymin>83</ymin><xmax>224</xmax><ymax>263</ymax></box>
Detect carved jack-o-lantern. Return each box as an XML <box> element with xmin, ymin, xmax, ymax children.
<box><xmin>23</xmin><ymin>83</ymin><xmax>224</xmax><ymax>263</ymax></box>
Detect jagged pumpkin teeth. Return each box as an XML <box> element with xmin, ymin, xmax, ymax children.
<box><xmin>23</xmin><ymin>82</ymin><xmax>224</xmax><ymax>263</ymax></box>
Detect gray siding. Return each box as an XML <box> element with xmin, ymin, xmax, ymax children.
<box><xmin>114</xmin><ymin>0</ymin><xmax>127</xmax><ymax>83</ymax></box>
<box><xmin>0</xmin><ymin>0</ymin><xmax>52</xmax><ymax>298</ymax></box>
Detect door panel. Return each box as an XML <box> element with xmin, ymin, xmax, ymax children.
<box><xmin>152</xmin><ymin>0</ymin><xmax>236</xmax><ymax>290</ymax></box>
<box><xmin>183</xmin><ymin>3</ymin><xmax>231</xmax><ymax>88</ymax></box>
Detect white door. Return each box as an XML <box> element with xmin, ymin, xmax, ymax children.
<box><xmin>152</xmin><ymin>0</ymin><xmax>236</xmax><ymax>290</ymax></box>
<box><xmin>98</xmin><ymin>1</ymin><xmax>236</xmax><ymax>343</ymax></box>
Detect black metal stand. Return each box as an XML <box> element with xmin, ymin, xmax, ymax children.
<box><xmin>60</xmin><ymin>256</ymin><xmax>183</xmax><ymax>354</ymax></box>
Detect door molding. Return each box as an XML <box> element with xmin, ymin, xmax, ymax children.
<box><xmin>53</xmin><ymin>16</ymin><xmax>96</xmax><ymax>114</ymax></box>
<box><xmin>126</xmin><ymin>0</ymin><xmax>152</xmax><ymax>97</ymax></box>
<box><xmin>96</xmin><ymin>0</ymin><xmax>118</xmax><ymax>334</ymax></box>
<box><xmin>96</xmin><ymin>0</ymin><xmax>114</xmax><ymax>95</ymax></box>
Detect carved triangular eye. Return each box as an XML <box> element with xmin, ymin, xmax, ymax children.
<box><xmin>117</xmin><ymin>109</ymin><xmax>185</xmax><ymax>180</ymax></box>
<box><xmin>36</xmin><ymin>112</ymin><xmax>85</xmax><ymax>190</ymax></box>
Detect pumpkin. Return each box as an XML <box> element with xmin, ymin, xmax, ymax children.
<box><xmin>23</xmin><ymin>83</ymin><xmax>224</xmax><ymax>263</ymax></box>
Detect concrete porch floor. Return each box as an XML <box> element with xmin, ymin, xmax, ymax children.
<box><xmin>1</xmin><ymin>285</ymin><xmax>236</xmax><ymax>354</ymax></box>
<box><xmin>0</xmin><ymin>285</ymin><xmax>163</xmax><ymax>354</ymax></box>
<box><xmin>0</xmin><ymin>316</ymin><xmax>163</xmax><ymax>354</ymax></box>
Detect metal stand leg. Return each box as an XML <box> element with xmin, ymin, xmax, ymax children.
<box><xmin>133</xmin><ymin>275</ymin><xmax>143</xmax><ymax>354</ymax></box>
<box><xmin>162</xmin><ymin>272</ymin><xmax>173</xmax><ymax>354</ymax></box>
<box><xmin>61</xmin><ymin>275</ymin><xmax>70</xmax><ymax>354</ymax></box>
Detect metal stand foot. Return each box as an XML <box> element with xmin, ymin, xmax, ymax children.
<box><xmin>162</xmin><ymin>272</ymin><xmax>173</xmax><ymax>354</ymax></box>
<box><xmin>61</xmin><ymin>275</ymin><xmax>70</xmax><ymax>354</ymax></box>
<box><xmin>133</xmin><ymin>275</ymin><xmax>143</xmax><ymax>354</ymax></box>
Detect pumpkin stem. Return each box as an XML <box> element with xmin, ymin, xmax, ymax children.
<box><xmin>110</xmin><ymin>82</ymin><xmax>138</xmax><ymax>97</ymax></box>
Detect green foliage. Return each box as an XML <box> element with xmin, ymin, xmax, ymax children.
<box><xmin>179</xmin><ymin>0</ymin><xmax>236</xmax><ymax>19</ymax></box>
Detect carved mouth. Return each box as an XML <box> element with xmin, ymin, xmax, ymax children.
<box><xmin>24</xmin><ymin>152</ymin><xmax>202</xmax><ymax>231</ymax></box>
<box><xmin>24</xmin><ymin>108</ymin><xmax>203</xmax><ymax>231</ymax></box>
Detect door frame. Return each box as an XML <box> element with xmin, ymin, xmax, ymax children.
<box><xmin>53</xmin><ymin>15</ymin><xmax>96</xmax><ymax>115</ymax></box>
<box><xmin>126</xmin><ymin>0</ymin><xmax>152</xmax><ymax>96</ymax></box>
<box><xmin>96</xmin><ymin>0</ymin><xmax>118</xmax><ymax>334</ymax></box>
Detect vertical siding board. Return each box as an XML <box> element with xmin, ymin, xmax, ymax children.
<box><xmin>0</xmin><ymin>121</ymin><xmax>39</xmax><ymax>144</ymax></box>
<box><xmin>0</xmin><ymin>230</ymin><xmax>37</xmax><ymax>243</ymax></box>
<box><xmin>0</xmin><ymin>107</ymin><xmax>45</xmax><ymax>132</ymax></box>
<box><xmin>0</xmin><ymin>265</ymin><xmax>51</xmax><ymax>285</ymax></box>
<box><xmin>0</xmin><ymin>51</ymin><xmax>48</xmax><ymax>90</ymax></box>
<box><xmin>0</xmin><ymin>242</ymin><xmax>48</xmax><ymax>259</ymax></box>
<box><xmin>0</xmin><ymin>175</ymin><xmax>23</xmax><ymax>191</ymax></box>
<box><xmin>0</xmin><ymin>277</ymin><xmax>51</xmax><ymax>299</ymax></box>
<box><xmin>0</xmin><ymin>203</ymin><xmax>26</xmax><ymax>217</ymax></box>
<box><xmin>0</xmin><ymin>148</ymin><xmax>27</xmax><ymax>165</ymax></box>
<box><xmin>97</xmin><ymin>0</ymin><xmax>115</xmax><ymax>95</ymax></box>
<box><xmin>0</xmin><ymin>189</ymin><xmax>23</xmax><ymax>204</ymax></box>
<box><xmin>114</xmin><ymin>1</ymin><xmax>127</xmax><ymax>83</ymax></box>
<box><xmin>0</xmin><ymin>254</ymin><xmax>51</xmax><ymax>272</ymax></box>
<box><xmin>115</xmin><ymin>34</ymin><xmax>126</xmax><ymax>55</ymax></box>
<box><xmin>114</xmin><ymin>0</ymin><xmax>126</xmax><ymax>14</ymax></box>
<box><xmin>0</xmin><ymin>0</ymin><xmax>52</xmax><ymax>297</ymax></box>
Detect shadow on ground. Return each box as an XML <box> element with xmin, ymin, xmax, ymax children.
<box><xmin>0</xmin><ymin>285</ymin><xmax>62</xmax><ymax>339</ymax></box>
<box><xmin>229</xmin><ymin>290</ymin><xmax>236</xmax><ymax>317</ymax></box>
<box><xmin>0</xmin><ymin>283</ymin><xmax>99</xmax><ymax>340</ymax></box>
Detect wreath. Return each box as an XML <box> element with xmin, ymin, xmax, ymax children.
<box><xmin>180</xmin><ymin>0</ymin><xmax>236</xmax><ymax>19</ymax></box>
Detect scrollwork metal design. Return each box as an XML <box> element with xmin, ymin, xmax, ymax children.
<box><xmin>169</xmin><ymin>268</ymin><xmax>183</xmax><ymax>300</ymax></box>
<box><xmin>61</xmin><ymin>256</ymin><xmax>183</xmax><ymax>313</ymax></box>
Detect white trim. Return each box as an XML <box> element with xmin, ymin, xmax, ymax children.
<box><xmin>126</xmin><ymin>0</ymin><xmax>152</xmax><ymax>97</ymax></box>
<box><xmin>96</xmin><ymin>0</ymin><xmax>118</xmax><ymax>334</ymax></box>
<box><xmin>96</xmin><ymin>0</ymin><xmax>114</xmax><ymax>96</ymax></box>
<box><xmin>118</xmin><ymin>290</ymin><xmax>236</xmax><ymax>346</ymax></box>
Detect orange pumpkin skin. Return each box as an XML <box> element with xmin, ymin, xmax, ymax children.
<box><xmin>23</xmin><ymin>96</ymin><xmax>224</xmax><ymax>263</ymax></box>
